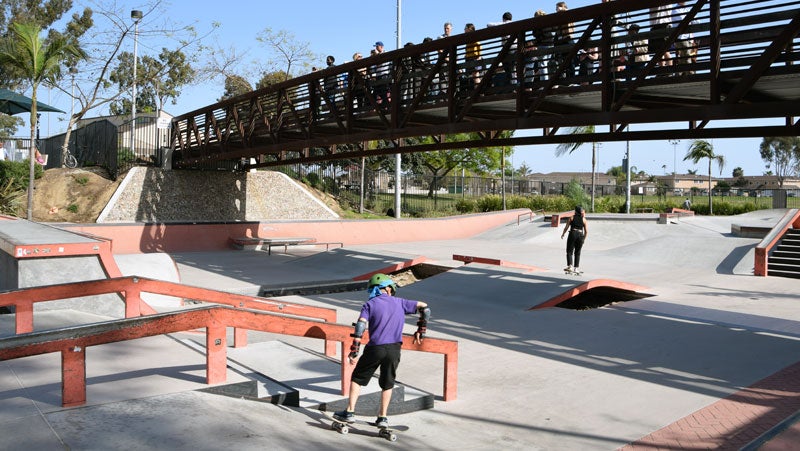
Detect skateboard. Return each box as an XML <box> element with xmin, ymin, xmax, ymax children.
<box><xmin>564</xmin><ymin>268</ymin><xmax>583</xmax><ymax>275</ymax></box>
<box><xmin>325</xmin><ymin>412</ymin><xmax>407</xmax><ymax>442</ymax></box>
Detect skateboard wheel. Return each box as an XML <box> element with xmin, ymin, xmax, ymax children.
<box><xmin>388</xmin><ymin>433</ymin><xmax>397</xmax><ymax>442</ymax></box>
<box><xmin>340</xmin><ymin>425</ymin><xmax>349</xmax><ymax>435</ymax></box>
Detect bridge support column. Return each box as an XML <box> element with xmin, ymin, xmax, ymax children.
<box><xmin>62</xmin><ymin>346</ymin><xmax>86</xmax><ymax>407</ymax></box>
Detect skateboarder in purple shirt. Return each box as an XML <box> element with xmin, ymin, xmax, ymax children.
<box><xmin>334</xmin><ymin>273</ymin><xmax>430</xmax><ymax>428</ymax></box>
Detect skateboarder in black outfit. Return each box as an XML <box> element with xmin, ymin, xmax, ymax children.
<box><xmin>561</xmin><ymin>205</ymin><xmax>588</xmax><ymax>274</ymax></box>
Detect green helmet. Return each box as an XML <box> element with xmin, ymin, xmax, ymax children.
<box><xmin>368</xmin><ymin>273</ymin><xmax>397</xmax><ymax>293</ymax></box>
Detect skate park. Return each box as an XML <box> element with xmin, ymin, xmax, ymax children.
<box><xmin>1</xmin><ymin>206</ymin><xmax>799</xmax><ymax>450</ymax></box>
<box><xmin>3</xmin><ymin>0</ymin><xmax>800</xmax><ymax>447</ymax></box>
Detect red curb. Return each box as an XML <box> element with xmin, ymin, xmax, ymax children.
<box><xmin>620</xmin><ymin>360</ymin><xmax>800</xmax><ymax>450</ymax></box>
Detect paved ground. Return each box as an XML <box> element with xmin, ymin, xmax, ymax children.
<box><xmin>1</xmin><ymin>210</ymin><xmax>799</xmax><ymax>450</ymax></box>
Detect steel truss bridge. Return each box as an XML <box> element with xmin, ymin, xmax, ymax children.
<box><xmin>170</xmin><ymin>0</ymin><xmax>800</xmax><ymax>170</ymax></box>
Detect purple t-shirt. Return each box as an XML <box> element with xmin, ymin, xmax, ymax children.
<box><xmin>360</xmin><ymin>293</ymin><xmax>419</xmax><ymax>346</ymax></box>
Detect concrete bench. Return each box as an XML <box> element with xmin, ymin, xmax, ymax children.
<box><xmin>550</xmin><ymin>210</ymin><xmax>576</xmax><ymax>227</ymax></box>
<box><xmin>230</xmin><ymin>237</ymin><xmax>344</xmax><ymax>255</ymax></box>
<box><xmin>230</xmin><ymin>237</ymin><xmax>316</xmax><ymax>254</ymax></box>
<box><xmin>659</xmin><ymin>208</ymin><xmax>695</xmax><ymax>224</ymax></box>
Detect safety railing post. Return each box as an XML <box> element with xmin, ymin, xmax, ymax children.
<box><xmin>62</xmin><ymin>345</ymin><xmax>86</xmax><ymax>407</ymax></box>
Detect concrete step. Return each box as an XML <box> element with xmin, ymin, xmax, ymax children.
<box><xmin>187</xmin><ymin>340</ymin><xmax>434</xmax><ymax>415</ymax></box>
<box><xmin>772</xmin><ymin>251</ymin><xmax>800</xmax><ymax>260</ymax></box>
<box><xmin>768</xmin><ymin>261</ymin><xmax>800</xmax><ymax>273</ymax></box>
<box><xmin>767</xmin><ymin>269</ymin><xmax>800</xmax><ymax>279</ymax></box>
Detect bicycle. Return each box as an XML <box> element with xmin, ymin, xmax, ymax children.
<box><xmin>62</xmin><ymin>146</ymin><xmax>78</xmax><ymax>168</ymax></box>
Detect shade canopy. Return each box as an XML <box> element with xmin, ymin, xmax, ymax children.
<box><xmin>0</xmin><ymin>88</ymin><xmax>65</xmax><ymax>115</ymax></box>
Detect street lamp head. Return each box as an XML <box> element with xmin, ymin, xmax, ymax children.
<box><xmin>131</xmin><ymin>10</ymin><xmax>143</xmax><ymax>21</ymax></box>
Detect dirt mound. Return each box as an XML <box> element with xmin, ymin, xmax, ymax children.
<box><xmin>32</xmin><ymin>167</ymin><xmax>122</xmax><ymax>223</ymax></box>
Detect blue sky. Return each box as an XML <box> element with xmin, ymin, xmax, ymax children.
<box><xmin>34</xmin><ymin>0</ymin><xmax>773</xmax><ymax>177</ymax></box>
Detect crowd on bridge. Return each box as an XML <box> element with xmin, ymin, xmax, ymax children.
<box><xmin>309</xmin><ymin>1</ymin><xmax>699</xmax><ymax>112</ymax></box>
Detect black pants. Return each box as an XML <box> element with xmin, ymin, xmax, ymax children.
<box><xmin>566</xmin><ymin>229</ymin><xmax>585</xmax><ymax>267</ymax></box>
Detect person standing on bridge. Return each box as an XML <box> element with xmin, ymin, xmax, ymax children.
<box><xmin>370</xmin><ymin>42</ymin><xmax>391</xmax><ymax>110</ymax></box>
<box><xmin>561</xmin><ymin>205</ymin><xmax>588</xmax><ymax>274</ymax></box>
<box><xmin>334</xmin><ymin>273</ymin><xmax>430</xmax><ymax>429</ymax></box>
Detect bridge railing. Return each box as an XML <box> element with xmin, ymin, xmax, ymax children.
<box><xmin>171</xmin><ymin>0</ymin><xmax>800</xmax><ymax>168</ymax></box>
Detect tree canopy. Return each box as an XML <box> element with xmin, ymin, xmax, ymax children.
<box><xmin>759</xmin><ymin>137</ymin><xmax>800</xmax><ymax>187</ymax></box>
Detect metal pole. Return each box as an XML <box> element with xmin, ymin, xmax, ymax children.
<box><xmin>501</xmin><ymin>147</ymin><xmax>506</xmax><ymax>210</ymax></box>
<box><xmin>130</xmin><ymin>10</ymin><xmax>143</xmax><ymax>154</ymax></box>
<box><xmin>394</xmin><ymin>0</ymin><xmax>402</xmax><ymax>218</ymax></box>
<box><xmin>625</xmin><ymin>137</ymin><xmax>631</xmax><ymax>214</ymax></box>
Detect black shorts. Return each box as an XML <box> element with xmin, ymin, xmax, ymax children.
<box><xmin>351</xmin><ymin>343</ymin><xmax>402</xmax><ymax>390</ymax></box>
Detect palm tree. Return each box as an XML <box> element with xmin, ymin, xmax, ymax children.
<box><xmin>0</xmin><ymin>22</ymin><xmax>83</xmax><ymax>220</ymax></box>
<box><xmin>556</xmin><ymin>125</ymin><xmax>597</xmax><ymax>211</ymax></box>
<box><xmin>684</xmin><ymin>139</ymin><xmax>725</xmax><ymax>214</ymax></box>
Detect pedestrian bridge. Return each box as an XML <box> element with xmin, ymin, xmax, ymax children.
<box><xmin>170</xmin><ymin>0</ymin><xmax>800</xmax><ymax>169</ymax></box>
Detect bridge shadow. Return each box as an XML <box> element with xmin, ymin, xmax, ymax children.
<box><xmin>134</xmin><ymin>167</ymin><xmax>255</xmax><ymax>252</ymax></box>
<box><xmin>315</xmin><ymin>264</ymin><xmax>800</xmax><ymax>402</ymax></box>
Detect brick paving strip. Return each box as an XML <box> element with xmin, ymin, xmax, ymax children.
<box><xmin>620</xmin><ymin>360</ymin><xmax>800</xmax><ymax>450</ymax></box>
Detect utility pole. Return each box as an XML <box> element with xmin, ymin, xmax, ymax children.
<box><xmin>130</xmin><ymin>10</ymin><xmax>143</xmax><ymax>155</ymax></box>
<box><xmin>625</xmin><ymin>137</ymin><xmax>631</xmax><ymax>214</ymax></box>
<box><xmin>393</xmin><ymin>0</ymin><xmax>402</xmax><ymax>218</ymax></box>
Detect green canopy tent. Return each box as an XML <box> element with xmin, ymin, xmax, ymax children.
<box><xmin>0</xmin><ymin>88</ymin><xmax>65</xmax><ymax>115</ymax></box>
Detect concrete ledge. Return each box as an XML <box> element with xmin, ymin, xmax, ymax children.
<box><xmin>453</xmin><ymin>254</ymin><xmax>546</xmax><ymax>272</ymax></box>
<box><xmin>731</xmin><ymin>223</ymin><xmax>772</xmax><ymax>238</ymax></box>
<box><xmin>64</xmin><ymin>209</ymin><xmax>529</xmax><ymax>254</ymax></box>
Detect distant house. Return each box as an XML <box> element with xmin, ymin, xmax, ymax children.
<box><xmin>720</xmin><ymin>174</ymin><xmax>800</xmax><ymax>190</ymax></box>
<box><xmin>655</xmin><ymin>174</ymin><xmax>721</xmax><ymax>194</ymax></box>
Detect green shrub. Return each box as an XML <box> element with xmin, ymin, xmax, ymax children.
<box><xmin>506</xmin><ymin>195</ymin><xmax>531</xmax><ymax>210</ymax></box>
<box><xmin>304</xmin><ymin>172</ymin><xmax>321</xmax><ymax>189</ymax></box>
<box><xmin>455</xmin><ymin>198</ymin><xmax>477</xmax><ymax>213</ymax></box>
<box><xmin>564</xmin><ymin>179</ymin><xmax>589</xmax><ymax>210</ymax></box>
<box><xmin>117</xmin><ymin>148</ymin><xmax>135</xmax><ymax>166</ymax></box>
<box><xmin>0</xmin><ymin>160</ymin><xmax>43</xmax><ymax>191</ymax></box>
<box><xmin>67</xmin><ymin>204</ymin><xmax>79</xmax><ymax>213</ymax></box>
<box><xmin>0</xmin><ymin>177</ymin><xmax>24</xmax><ymax>216</ymax></box>
<box><xmin>476</xmin><ymin>195</ymin><xmax>502</xmax><ymax>212</ymax></box>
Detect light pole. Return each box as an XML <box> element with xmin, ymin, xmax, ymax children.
<box><xmin>393</xmin><ymin>0</ymin><xmax>402</xmax><ymax>218</ymax></box>
<box><xmin>130</xmin><ymin>10</ymin><xmax>143</xmax><ymax>155</ymax></box>
<box><xmin>669</xmin><ymin>139</ymin><xmax>680</xmax><ymax>194</ymax></box>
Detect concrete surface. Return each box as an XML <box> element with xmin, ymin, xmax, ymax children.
<box><xmin>1</xmin><ymin>211</ymin><xmax>799</xmax><ymax>450</ymax></box>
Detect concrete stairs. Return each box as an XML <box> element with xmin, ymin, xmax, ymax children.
<box><xmin>768</xmin><ymin>228</ymin><xmax>800</xmax><ymax>279</ymax></box>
